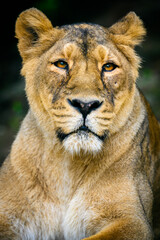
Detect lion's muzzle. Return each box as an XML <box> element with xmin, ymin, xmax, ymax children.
<box><xmin>56</xmin><ymin>99</ymin><xmax>108</xmax><ymax>154</ymax></box>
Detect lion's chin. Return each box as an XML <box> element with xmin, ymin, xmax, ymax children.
<box><xmin>63</xmin><ymin>131</ymin><xmax>103</xmax><ymax>155</ymax></box>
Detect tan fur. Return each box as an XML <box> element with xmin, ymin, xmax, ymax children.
<box><xmin>0</xmin><ymin>8</ymin><xmax>160</xmax><ymax>240</ymax></box>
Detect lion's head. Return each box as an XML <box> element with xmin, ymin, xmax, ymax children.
<box><xmin>15</xmin><ymin>8</ymin><xmax>146</xmax><ymax>154</ymax></box>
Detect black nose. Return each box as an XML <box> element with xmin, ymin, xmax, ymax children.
<box><xmin>68</xmin><ymin>99</ymin><xmax>102</xmax><ymax>118</ymax></box>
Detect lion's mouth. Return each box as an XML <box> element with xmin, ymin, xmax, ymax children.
<box><xmin>56</xmin><ymin>125</ymin><xmax>107</xmax><ymax>142</ymax></box>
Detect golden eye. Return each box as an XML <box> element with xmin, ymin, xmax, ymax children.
<box><xmin>102</xmin><ymin>63</ymin><xmax>117</xmax><ymax>72</ymax></box>
<box><xmin>53</xmin><ymin>60</ymin><xmax>68</xmax><ymax>70</ymax></box>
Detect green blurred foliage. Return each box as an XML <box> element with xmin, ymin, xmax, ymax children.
<box><xmin>138</xmin><ymin>68</ymin><xmax>160</xmax><ymax>120</ymax></box>
<box><xmin>9</xmin><ymin>101</ymin><xmax>24</xmax><ymax>130</ymax></box>
<box><xmin>12</xmin><ymin>101</ymin><xmax>23</xmax><ymax>115</ymax></box>
<box><xmin>37</xmin><ymin>0</ymin><xmax>59</xmax><ymax>13</ymax></box>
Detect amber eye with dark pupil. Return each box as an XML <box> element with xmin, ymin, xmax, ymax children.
<box><xmin>103</xmin><ymin>63</ymin><xmax>117</xmax><ymax>72</ymax></box>
<box><xmin>54</xmin><ymin>60</ymin><xmax>68</xmax><ymax>70</ymax></box>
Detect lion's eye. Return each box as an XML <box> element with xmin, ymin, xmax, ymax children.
<box><xmin>53</xmin><ymin>60</ymin><xmax>69</xmax><ymax>70</ymax></box>
<box><xmin>102</xmin><ymin>63</ymin><xmax>117</xmax><ymax>72</ymax></box>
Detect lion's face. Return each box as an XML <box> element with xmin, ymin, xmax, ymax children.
<box><xmin>16</xmin><ymin>9</ymin><xmax>146</xmax><ymax>154</ymax></box>
<box><xmin>41</xmin><ymin>27</ymin><xmax>132</xmax><ymax>154</ymax></box>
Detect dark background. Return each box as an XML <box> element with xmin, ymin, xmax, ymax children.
<box><xmin>0</xmin><ymin>0</ymin><xmax>160</xmax><ymax>164</ymax></box>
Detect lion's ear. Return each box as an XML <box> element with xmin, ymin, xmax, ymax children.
<box><xmin>108</xmin><ymin>12</ymin><xmax>146</xmax><ymax>47</ymax></box>
<box><xmin>15</xmin><ymin>8</ymin><xmax>61</xmax><ymax>61</ymax></box>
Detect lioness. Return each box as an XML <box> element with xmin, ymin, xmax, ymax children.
<box><xmin>0</xmin><ymin>8</ymin><xmax>160</xmax><ymax>240</ymax></box>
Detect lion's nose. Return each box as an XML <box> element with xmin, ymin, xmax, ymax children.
<box><xmin>68</xmin><ymin>99</ymin><xmax>103</xmax><ymax>118</ymax></box>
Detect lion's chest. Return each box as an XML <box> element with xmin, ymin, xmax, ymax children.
<box><xmin>18</xmin><ymin>191</ymin><xmax>94</xmax><ymax>240</ymax></box>
<box><xmin>47</xmin><ymin>195</ymin><xmax>90</xmax><ymax>240</ymax></box>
